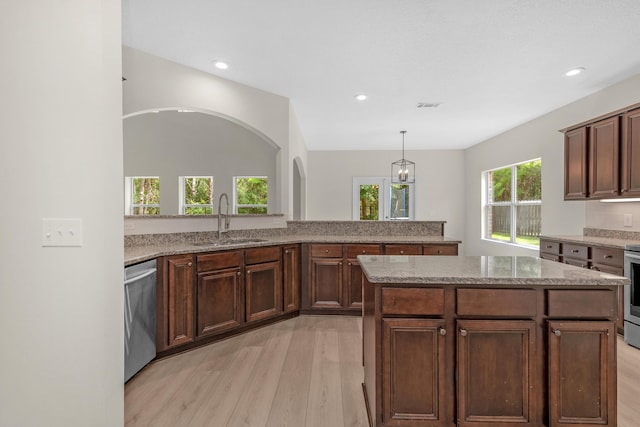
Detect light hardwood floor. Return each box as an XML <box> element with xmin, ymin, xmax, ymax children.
<box><xmin>126</xmin><ymin>316</ymin><xmax>640</xmax><ymax>427</ymax></box>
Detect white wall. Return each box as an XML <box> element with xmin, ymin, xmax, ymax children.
<box><xmin>122</xmin><ymin>47</ymin><xmax>298</xmax><ymax>216</ymax></box>
<box><xmin>124</xmin><ymin>111</ymin><xmax>278</xmax><ymax>214</ymax></box>
<box><xmin>0</xmin><ymin>2</ymin><xmax>123</xmax><ymax>426</ymax></box>
<box><xmin>464</xmin><ymin>73</ymin><xmax>640</xmax><ymax>256</ymax></box>
<box><xmin>306</xmin><ymin>150</ymin><xmax>466</xmax><ymax>244</ymax></box>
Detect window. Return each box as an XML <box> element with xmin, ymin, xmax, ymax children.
<box><xmin>484</xmin><ymin>159</ymin><xmax>541</xmax><ymax>247</ymax></box>
<box><xmin>125</xmin><ymin>176</ymin><xmax>160</xmax><ymax>215</ymax></box>
<box><xmin>352</xmin><ymin>177</ymin><xmax>415</xmax><ymax>220</ymax></box>
<box><xmin>180</xmin><ymin>176</ymin><xmax>214</xmax><ymax>215</ymax></box>
<box><xmin>234</xmin><ymin>176</ymin><xmax>268</xmax><ymax>214</ymax></box>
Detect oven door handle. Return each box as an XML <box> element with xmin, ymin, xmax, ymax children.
<box><xmin>625</xmin><ymin>252</ymin><xmax>640</xmax><ymax>262</ymax></box>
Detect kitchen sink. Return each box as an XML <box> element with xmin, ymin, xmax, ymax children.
<box><xmin>192</xmin><ymin>238</ymin><xmax>267</xmax><ymax>247</ymax></box>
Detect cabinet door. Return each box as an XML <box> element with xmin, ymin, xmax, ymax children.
<box><xmin>564</xmin><ymin>127</ymin><xmax>589</xmax><ymax>200</ymax></box>
<box><xmin>196</xmin><ymin>267</ymin><xmax>243</xmax><ymax>338</ymax></box>
<box><xmin>383</xmin><ymin>318</ymin><xmax>447</xmax><ymax>426</ymax></box>
<box><xmin>622</xmin><ymin>108</ymin><xmax>640</xmax><ymax>196</ymax></box>
<box><xmin>548</xmin><ymin>321</ymin><xmax>616</xmax><ymax>427</ymax></box>
<box><xmin>282</xmin><ymin>245</ymin><xmax>300</xmax><ymax>313</ymax></box>
<box><xmin>245</xmin><ymin>260</ymin><xmax>282</xmax><ymax>323</ymax></box>
<box><xmin>345</xmin><ymin>259</ymin><xmax>364</xmax><ymax>309</ymax></box>
<box><xmin>589</xmin><ymin>116</ymin><xmax>620</xmax><ymax>198</ymax></box>
<box><xmin>310</xmin><ymin>257</ymin><xmax>343</xmax><ymax>308</ymax></box>
<box><xmin>457</xmin><ymin>319</ymin><xmax>537</xmax><ymax>426</ymax></box>
<box><xmin>165</xmin><ymin>255</ymin><xmax>195</xmax><ymax>348</ymax></box>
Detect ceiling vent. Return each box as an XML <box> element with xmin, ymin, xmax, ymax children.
<box><xmin>417</xmin><ymin>102</ymin><xmax>441</xmax><ymax>108</ymax></box>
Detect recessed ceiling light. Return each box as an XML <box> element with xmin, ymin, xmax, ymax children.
<box><xmin>355</xmin><ymin>94</ymin><xmax>367</xmax><ymax>101</ymax></box>
<box><xmin>214</xmin><ymin>60</ymin><xmax>229</xmax><ymax>70</ymax></box>
<box><xmin>565</xmin><ymin>67</ymin><xmax>585</xmax><ymax>77</ymax></box>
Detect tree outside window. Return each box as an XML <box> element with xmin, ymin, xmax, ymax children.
<box><xmin>181</xmin><ymin>176</ymin><xmax>214</xmax><ymax>215</ymax></box>
<box><xmin>485</xmin><ymin>159</ymin><xmax>541</xmax><ymax>247</ymax></box>
<box><xmin>234</xmin><ymin>177</ymin><xmax>268</xmax><ymax>214</ymax></box>
<box><xmin>126</xmin><ymin>177</ymin><xmax>160</xmax><ymax>215</ymax></box>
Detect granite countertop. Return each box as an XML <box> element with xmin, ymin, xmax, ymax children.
<box><xmin>358</xmin><ymin>255</ymin><xmax>629</xmax><ymax>286</ymax></box>
<box><xmin>541</xmin><ymin>234</ymin><xmax>640</xmax><ymax>249</ymax></box>
<box><xmin>124</xmin><ymin>234</ymin><xmax>462</xmax><ymax>266</ymax></box>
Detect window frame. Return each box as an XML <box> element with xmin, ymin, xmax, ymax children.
<box><xmin>124</xmin><ymin>176</ymin><xmax>160</xmax><ymax>215</ymax></box>
<box><xmin>483</xmin><ymin>159</ymin><xmax>541</xmax><ymax>248</ymax></box>
<box><xmin>352</xmin><ymin>177</ymin><xmax>415</xmax><ymax>221</ymax></box>
<box><xmin>233</xmin><ymin>176</ymin><xmax>268</xmax><ymax>214</ymax></box>
<box><xmin>179</xmin><ymin>176</ymin><xmax>214</xmax><ymax>215</ymax></box>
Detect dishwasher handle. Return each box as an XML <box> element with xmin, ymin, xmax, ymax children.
<box><xmin>124</xmin><ymin>268</ymin><xmax>157</xmax><ymax>286</ymax></box>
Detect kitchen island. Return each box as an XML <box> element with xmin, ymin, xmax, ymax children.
<box><xmin>359</xmin><ymin>255</ymin><xmax>628</xmax><ymax>427</ymax></box>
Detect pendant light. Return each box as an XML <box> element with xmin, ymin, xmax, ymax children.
<box><xmin>391</xmin><ymin>130</ymin><xmax>415</xmax><ymax>183</ymax></box>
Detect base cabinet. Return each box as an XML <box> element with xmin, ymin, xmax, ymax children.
<box><xmin>382</xmin><ymin>319</ymin><xmax>447</xmax><ymax>426</ymax></box>
<box><xmin>548</xmin><ymin>321</ymin><xmax>616</xmax><ymax>426</ymax></box>
<box><xmin>457</xmin><ymin>320</ymin><xmax>537</xmax><ymax>427</ymax></box>
<box><xmin>160</xmin><ymin>255</ymin><xmax>195</xmax><ymax>350</ymax></box>
<box><xmin>245</xmin><ymin>260</ymin><xmax>282</xmax><ymax>323</ymax></box>
<box><xmin>282</xmin><ymin>245</ymin><xmax>300</xmax><ymax>313</ymax></box>
<box><xmin>196</xmin><ymin>267</ymin><xmax>243</xmax><ymax>337</ymax></box>
<box><xmin>364</xmin><ymin>283</ymin><xmax>618</xmax><ymax>427</ymax></box>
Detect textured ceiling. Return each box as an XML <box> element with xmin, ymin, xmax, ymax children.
<box><xmin>122</xmin><ymin>0</ymin><xmax>640</xmax><ymax>150</ymax></box>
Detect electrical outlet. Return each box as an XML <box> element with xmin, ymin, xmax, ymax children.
<box><xmin>42</xmin><ymin>218</ymin><xmax>83</xmax><ymax>247</ymax></box>
<box><xmin>624</xmin><ymin>213</ymin><xmax>633</xmax><ymax>227</ymax></box>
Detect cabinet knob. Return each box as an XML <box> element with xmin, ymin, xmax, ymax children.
<box><xmin>247</xmin><ymin>270</ymin><xmax>250</xmax><ymax>274</ymax></box>
<box><xmin>188</xmin><ymin>262</ymin><xmax>193</xmax><ymax>267</ymax></box>
<box><xmin>325</xmin><ymin>249</ymin><xmax>329</xmax><ymax>253</ymax></box>
<box><xmin>552</xmin><ymin>329</ymin><xmax>562</xmax><ymax>337</ymax></box>
<box><xmin>348</xmin><ymin>262</ymin><xmax>352</xmax><ymax>266</ymax></box>
<box><xmin>237</xmin><ymin>271</ymin><xmax>241</xmax><ymax>276</ymax></box>
<box><xmin>546</xmin><ymin>245</ymin><xmax>553</xmax><ymax>249</ymax></box>
<box><xmin>459</xmin><ymin>329</ymin><xmax>467</xmax><ymax>337</ymax></box>
<box><xmin>362</xmin><ymin>250</ymin><xmax>366</xmax><ymax>254</ymax></box>
<box><xmin>439</xmin><ymin>328</ymin><xmax>447</xmax><ymax>336</ymax></box>
<box><xmin>400</xmin><ymin>250</ymin><xmax>404</xmax><ymax>254</ymax></box>
<box><xmin>604</xmin><ymin>255</ymin><xmax>613</xmax><ymax>259</ymax></box>
<box><xmin>437</xmin><ymin>250</ymin><xmax>442</xmax><ymax>254</ymax></box>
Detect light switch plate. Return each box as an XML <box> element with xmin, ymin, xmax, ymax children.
<box><xmin>624</xmin><ymin>213</ymin><xmax>633</xmax><ymax>227</ymax></box>
<box><xmin>42</xmin><ymin>218</ymin><xmax>83</xmax><ymax>247</ymax></box>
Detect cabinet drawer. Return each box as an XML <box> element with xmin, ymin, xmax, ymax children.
<box><xmin>346</xmin><ymin>244</ymin><xmax>382</xmax><ymax>258</ymax></box>
<box><xmin>457</xmin><ymin>289</ymin><xmax>537</xmax><ymax>317</ymax></box>
<box><xmin>563</xmin><ymin>257</ymin><xmax>589</xmax><ymax>269</ymax></box>
<box><xmin>310</xmin><ymin>244</ymin><xmax>343</xmax><ymax>258</ymax></box>
<box><xmin>245</xmin><ymin>246</ymin><xmax>281</xmax><ymax>265</ymax></box>
<box><xmin>562</xmin><ymin>244</ymin><xmax>589</xmax><ymax>260</ymax></box>
<box><xmin>381</xmin><ymin>287</ymin><xmax>444</xmax><ymax>316</ymax></box>
<box><xmin>384</xmin><ymin>244</ymin><xmax>422</xmax><ymax>255</ymax></box>
<box><xmin>422</xmin><ymin>244</ymin><xmax>458</xmax><ymax>256</ymax></box>
<box><xmin>591</xmin><ymin>247</ymin><xmax>624</xmax><ymax>268</ymax></box>
<box><xmin>540</xmin><ymin>240</ymin><xmax>561</xmax><ymax>255</ymax></box>
<box><xmin>196</xmin><ymin>251</ymin><xmax>242</xmax><ymax>272</ymax></box>
<box><xmin>590</xmin><ymin>263</ymin><xmax>623</xmax><ymax>276</ymax></box>
<box><xmin>547</xmin><ymin>290</ymin><xmax>615</xmax><ymax>319</ymax></box>
<box><xmin>540</xmin><ymin>253</ymin><xmax>561</xmax><ymax>262</ymax></box>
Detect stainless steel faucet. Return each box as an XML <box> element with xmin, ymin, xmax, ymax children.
<box><xmin>217</xmin><ymin>192</ymin><xmax>230</xmax><ymax>240</ymax></box>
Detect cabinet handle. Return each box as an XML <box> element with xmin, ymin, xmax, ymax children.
<box><xmin>552</xmin><ymin>329</ymin><xmax>562</xmax><ymax>337</ymax></box>
<box><xmin>437</xmin><ymin>250</ymin><xmax>442</xmax><ymax>254</ymax></box>
<box><xmin>604</xmin><ymin>255</ymin><xmax>613</xmax><ymax>259</ymax></box>
<box><xmin>546</xmin><ymin>245</ymin><xmax>553</xmax><ymax>249</ymax></box>
<box><xmin>439</xmin><ymin>328</ymin><xmax>447</xmax><ymax>336</ymax></box>
<box><xmin>237</xmin><ymin>271</ymin><xmax>241</xmax><ymax>276</ymax></box>
<box><xmin>339</xmin><ymin>262</ymin><xmax>343</xmax><ymax>266</ymax></box>
<box><xmin>362</xmin><ymin>250</ymin><xmax>366</xmax><ymax>254</ymax></box>
<box><xmin>325</xmin><ymin>249</ymin><xmax>329</xmax><ymax>253</ymax></box>
<box><xmin>459</xmin><ymin>329</ymin><xmax>467</xmax><ymax>337</ymax></box>
<box><xmin>571</xmin><ymin>249</ymin><xmax>580</xmax><ymax>253</ymax></box>
<box><xmin>348</xmin><ymin>262</ymin><xmax>352</xmax><ymax>266</ymax></box>
<box><xmin>188</xmin><ymin>262</ymin><xmax>193</xmax><ymax>267</ymax></box>
<box><xmin>400</xmin><ymin>250</ymin><xmax>404</xmax><ymax>254</ymax></box>
<box><xmin>591</xmin><ymin>266</ymin><xmax>600</xmax><ymax>271</ymax></box>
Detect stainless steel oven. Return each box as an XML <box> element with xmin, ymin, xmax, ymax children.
<box><xmin>624</xmin><ymin>244</ymin><xmax>640</xmax><ymax>348</ymax></box>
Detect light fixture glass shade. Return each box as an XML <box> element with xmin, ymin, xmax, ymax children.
<box><xmin>391</xmin><ymin>130</ymin><xmax>415</xmax><ymax>183</ymax></box>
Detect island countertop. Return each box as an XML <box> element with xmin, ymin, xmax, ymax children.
<box><xmin>358</xmin><ymin>255</ymin><xmax>629</xmax><ymax>286</ymax></box>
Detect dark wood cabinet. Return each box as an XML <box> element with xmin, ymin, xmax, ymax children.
<box><xmin>422</xmin><ymin>244</ymin><xmax>458</xmax><ymax>256</ymax></box>
<box><xmin>548</xmin><ymin>321</ymin><xmax>616</xmax><ymax>426</ymax></box>
<box><xmin>159</xmin><ymin>254</ymin><xmax>195</xmax><ymax>350</ymax></box>
<box><xmin>622</xmin><ymin>108</ymin><xmax>640</xmax><ymax>196</ymax></box>
<box><xmin>384</xmin><ymin>244</ymin><xmax>422</xmax><ymax>255</ymax></box>
<box><xmin>382</xmin><ymin>318</ymin><xmax>447</xmax><ymax>426</ymax></box>
<box><xmin>195</xmin><ymin>251</ymin><xmax>244</xmax><ymax>338</ymax></box>
<box><xmin>457</xmin><ymin>319</ymin><xmax>537</xmax><ymax>426</ymax></box>
<box><xmin>564</xmin><ymin>127</ymin><xmax>589</xmax><ymax>200</ymax></box>
<box><xmin>345</xmin><ymin>244</ymin><xmax>382</xmax><ymax>310</ymax></box>
<box><xmin>196</xmin><ymin>266</ymin><xmax>243</xmax><ymax>337</ymax></box>
<box><xmin>310</xmin><ymin>256</ymin><xmax>343</xmax><ymax>309</ymax></box>
<box><xmin>282</xmin><ymin>245</ymin><xmax>300</xmax><ymax>313</ymax></box>
<box><xmin>589</xmin><ymin>116</ymin><xmax>620</xmax><ymax>198</ymax></box>
<box><xmin>245</xmin><ymin>260</ymin><xmax>282</xmax><ymax>323</ymax></box>
<box><xmin>541</xmin><ymin>238</ymin><xmax>625</xmax><ymax>335</ymax></box>
<box><xmin>563</xmin><ymin>102</ymin><xmax>640</xmax><ymax>201</ymax></box>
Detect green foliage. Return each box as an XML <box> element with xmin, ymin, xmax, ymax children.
<box><xmin>185</xmin><ymin>177</ymin><xmax>213</xmax><ymax>205</ymax></box>
<box><xmin>236</xmin><ymin>177</ymin><xmax>268</xmax><ymax>214</ymax></box>
<box><xmin>132</xmin><ymin>177</ymin><xmax>160</xmax><ymax>215</ymax></box>
<box><xmin>359</xmin><ymin>184</ymin><xmax>379</xmax><ymax>220</ymax></box>
<box><xmin>490</xmin><ymin>168</ymin><xmax>512</xmax><ymax>202</ymax></box>
<box><xmin>516</xmin><ymin>159</ymin><xmax>541</xmax><ymax>201</ymax></box>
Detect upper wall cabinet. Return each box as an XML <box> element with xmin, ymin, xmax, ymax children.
<box><xmin>563</xmin><ymin>104</ymin><xmax>640</xmax><ymax>200</ymax></box>
<box><xmin>622</xmin><ymin>109</ymin><xmax>640</xmax><ymax>197</ymax></box>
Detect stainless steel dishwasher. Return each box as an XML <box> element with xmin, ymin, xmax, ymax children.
<box><xmin>124</xmin><ymin>259</ymin><xmax>157</xmax><ymax>382</ymax></box>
